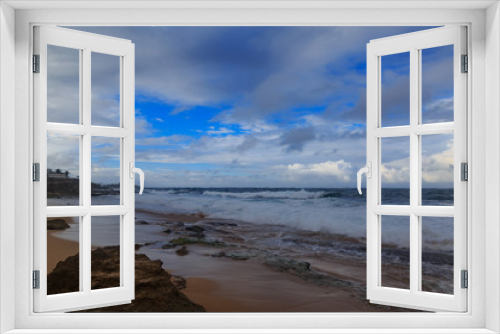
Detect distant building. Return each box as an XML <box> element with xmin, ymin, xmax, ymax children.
<box><xmin>47</xmin><ymin>169</ymin><xmax>70</xmax><ymax>179</ymax></box>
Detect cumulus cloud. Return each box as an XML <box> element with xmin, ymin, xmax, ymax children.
<box><xmin>380</xmin><ymin>136</ymin><xmax>454</xmax><ymax>188</ymax></box>
<box><xmin>422</xmin><ymin>137</ymin><xmax>454</xmax><ymax>185</ymax></box>
<box><xmin>381</xmin><ymin>158</ymin><xmax>410</xmax><ymax>184</ymax></box>
<box><xmin>286</xmin><ymin>160</ymin><xmax>352</xmax><ymax>181</ymax></box>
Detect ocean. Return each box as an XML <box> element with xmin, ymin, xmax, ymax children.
<box><xmin>49</xmin><ymin>187</ymin><xmax>455</xmax><ymax>295</ymax></box>
<box><xmin>134</xmin><ymin>187</ymin><xmax>454</xmax><ymax>251</ymax></box>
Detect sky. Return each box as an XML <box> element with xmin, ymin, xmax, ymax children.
<box><xmin>46</xmin><ymin>26</ymin><xmax>455</xmax><ymax>188</ymax></box>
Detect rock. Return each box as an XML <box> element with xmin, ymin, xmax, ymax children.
<box><xmin>47</xmin><ymin>218</ymin><xmax>70</xmax><ymax>230</ymax></box>
<box><xmin>136</xmin><ymin>220</ymin><xmax>149</xmax><ymax>225</ymax></box>
<box><xmin>176</xmin><ymin>246</ymin><xmax>189</xmax><ymax>256</ymax></box>
<box><xmin>171</xmin><ymin>275</ymin><xmax>186</xmax><ymax>289</ymax></box>
<box><xmin>185</xmin><ymin>225</ymin><xmax>204</xmax><ymax>233</ymax></box>
<box><xmin>168</xmin><ymin>237</ymin><xmax>193</xmax><ymax>246</ymax></box>
<box><xmin>206</xmin><ymin>221</ymin><xmax>238</xmax><ymax>227</ymax></box>
<box><xmin>47</xmin><ymin>246</ymin><xmax>205</xmax><ymax>312</ymax></box>
<box><xmin>174</xmin><ymin>221</ymin><xmax>184</xmax><ymax>227</ymax></box>
<box><xmin>191</xmin><ymin>212</ymin><xmax>207</xmax><ymax>219</ymax></box>
<box><xmin>185</xmin><ymin>225</ymin><xmax>204</xmax><ymax>238</ymax></box>
<box><xmin>264</xmin><ymin>257</ymin><xmax>311</xmax><ymax>272</ymax></box>
<box><xmin>211</xmin><ymin>250</ymin><xmax>259</xmax><ymax>261</ymax></box>
<box><xmin>167</xmin><ymin>237</ymin><xmax>226</xmax><ymax>248</ymax></box>
<box><xmin>163</xmin><ymin>229</ymin><xmax>172</xmax><ymax>234</ymax></box>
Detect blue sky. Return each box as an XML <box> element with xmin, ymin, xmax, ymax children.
<box><xmin>48</xmin><ymin>26</ymin><xmax>455</xmax><ymax>188</ymax></box>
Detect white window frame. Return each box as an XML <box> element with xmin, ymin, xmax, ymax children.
<box><xmin>33</xmin><ymin>26</ymin><xmax>136</xmax><ymax>313</ymax></box>
<box><xmin>0</xmin><ymin>1</ymin><xmax>499</xmax><ymax>333</ymax></box>
<box><xmin>366</xmin><ymin>26</ymin><xmax>468</xmax><ymax>312</ymax></box>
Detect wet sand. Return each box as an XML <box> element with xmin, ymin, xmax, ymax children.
<box><xmin>48</xmin><ymin>210</ymin><xmax>416</xmax><ymax>312</ymax></box>
<box><xmin>47</xmin><ymin>218</ymin><xmax>80</xmax><ymax>273</ymax></box>
<box><xmin>133</xmin><ymin>210</ymin><xmax>395</xmax><ymax>312</ymax></box>
<box><xmin>183</xmin><ymin>262</ymin><xmax>371</xmax><ymax>312</ymax></box>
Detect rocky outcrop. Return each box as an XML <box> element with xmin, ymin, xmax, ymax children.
<box><xmin>47</xmin><ymin>246</ymin><xmax>205</xmax><ymax>312</ymax></box>
<box><xmin>47</xmin><ymin>218</ymin><xmax>70</xmax><ymax>230</ymax></box>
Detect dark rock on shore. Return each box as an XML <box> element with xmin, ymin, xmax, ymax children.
<box><xmin>166</xmin><ymin>237</ymin><xmax>226</xmax><ymax>248</ymax></box>
<box><xmin>47</xmin><ymin>218</ymin><xmax>70</xmax><ymax>230</ymax></box>
<box><xmin>205</xmin><ymin>221</ymin><xmax>238</xmax><ymax>227</ymax></box>
<box><xmin>185</xmin><ymin>225</ymin><xmax>205</xmax><ymax>238</ymax></box>
<box><xmin>136</xmin><ymin>220</ymin><xmax>149</xmax><ymax>225</ymax></box>
<box><xmin>176</xmin><ymin>246</ymin><xmax>189</xmax><ymax>256</ymax></box>
<box><xmin>47</xmin><ymin>246</ymin><xmax>205</xmax><ymax>312</ymax></box>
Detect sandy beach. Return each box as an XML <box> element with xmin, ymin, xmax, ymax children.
<box><xmin>47</xmin><ymin>209</ymin><xmax>421</xmax><ymax>312</ymax></box>
<box><xmin>47</xmin><ymin>217</ymin><xmax>79</xmax><ymax>273</ymax></box>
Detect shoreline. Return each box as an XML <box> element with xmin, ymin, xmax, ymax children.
<box><xmin>47</xmin><ymin>209</ymin><xmax>421</xmax><ymax>312</ymax></box>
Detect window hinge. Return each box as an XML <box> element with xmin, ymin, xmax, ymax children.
<box><xmin>461</xmin><ymin>54</ymin><xmax>468</xmax><ymax>73</ymax></box>
<box><xmin>33</xmin><ymin>270</ymin><xmax>40</xmax><ymax>289</ymax></box>
<box><xmin>461</xmin><ymin>162</ymin><xmax>468</xmax><ymax>181</ymax></box>
<box><xmin>33</xmin><ymin>163</ymin><xmax>40</xmax><ymax>182</ymax></box>
<box><xmin>33</xmin><ymin>54</ymin><xmax>40</xmax><ymax>73</ymax></box>
<box><xmin>461</xmin><ymin>270</ymin><xmax>468</xmax><ymax>289</ymax></box>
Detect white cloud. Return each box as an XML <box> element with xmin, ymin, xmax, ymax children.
<box><xmin>380</xmin><ymin>139</ymin><xmax>454</xmax><ymax>187</ymax></box>
<box><xmin>207</xmin><ymin>127</ymin><xmax>234</xmax><ymax>136</ymax></box>
<box><xmin>422</xmin><ymin>144</ymin><xmax>454</xmax><ymax>184</ymax></box>
<box><xmin>285</xmin><ymin>160</ymin><xmax>352</xmax><ymax>181</ymax></box>
<box><xmin>380</xmin><ymin>159</ymin><xmax>410</xmax><ymax>184</ymax></box>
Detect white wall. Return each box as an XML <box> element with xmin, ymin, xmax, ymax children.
<box><xmin>486</xmin><ymin>2</ymin><xmax>500</xmax><ymax>333</ymax></box>
<box><xmin>0</xmin><ymin>2</ymin><xmax>16</xmax><ymax>333</ymax></box>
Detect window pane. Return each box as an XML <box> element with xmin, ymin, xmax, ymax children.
<box><xmin>47</xmin><ymin>217</ymin><xmax>80</xmax><ymax>295</ymax></box>
<box><xmin>381</xmin><ymin>215</ymin><xmax>410</xmax><ymax>290</ymax></box>
<box><xmin>381</xmin><ymin>137</ymin><xmax>410</xmax><ymax>205</ymax></box>
<box><xmin>47</xmin><ymin>45</ymin><xmax>80</xmax><ymax>124</ymax></box>
<box><xmin>47</xmin><ymin>134</ymin><xmax>80</xmax><ymax>206</ymax></box>
<box><xmin>92</xmin><ymin>52</ymin><xmax>121</xmax><ymax>127</ymax></box>
<box><xmin>421</xmin><ymin>45</ymin><xmax>454</xmax><ymax>124</ymax></box>
<box><xmin>91</xmin><ymin>137</ymin><xmax>121</xmax><ymax>205</ymax></box>
<box><xmin>421</xmin><ymin>217</ymin><xmax>454</xmax><ymax>294</ymax></box>
<box><xmin>421</xmin><ymin>134</ymin><xmax>454</xmax><ymax>206</ymax></box>
<box><xmin>91</xmin><ymin>216</ymin><xmax>121</xmax><ymax>290</ymax></box>
<box><xmin>381</xmin><ymin>52</ymin><xmax>410</xmax><ymax>127</ymax></box>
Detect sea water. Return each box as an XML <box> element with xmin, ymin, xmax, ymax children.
<box><xmin>49</xmin><ymin>188</ymin><xmax>453</xmax><ymax>252</ymax></box>
<box><xmin>134</xmin><ymin>187</ymin><xmax>453</xmax><ymax>252</ymax></box>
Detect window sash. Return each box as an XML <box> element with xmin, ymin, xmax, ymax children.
<box><xmin>366</xmin><ymin>26</ymin><xmax>468</xmax><ymax>312</ymax></box>
<box><xmin>32</xmin><ymin>25</ymin><xmax>136</xmax><ymax>313</ymax></box>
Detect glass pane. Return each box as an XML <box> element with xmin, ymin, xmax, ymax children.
<box><xmin>421</xmin><ymin>134</ymin><xmax>454</xmax><ymax>206</ymax></box>
<box><xmin>381</xmin><ymin>137</ymin><xmax>410</xmax><ymax>205</ymax></box>
<box><xmin>421</xmin><ymin>217</ymin><xmax>454</xmax><ymax>294</ymax></box>
<box><xmin>47</xmin><ymin>134</ymin><xmax>80</xmax><ymax>206</ymax></box>
<box><xmin>381</xmin><ymin>52</ymin><xmax>410</xmax><ymax>127</ymax></box>
<box><xmin>421</xmin><ymin>45</ymin><xmax>454</xmax><ymax>124</ymax></box>
<box><xmin>47</xmin><ymin>45</ymin><xmax>80</xmax><ymax>124</ymax></box>
<box><xmin>92</xmin><ymin>52</ymin><xmax>121</xmax><ymax>127</ymax></box>
<box><xmin>91</xmin><ymin>137</ymin><xmax>121</xmax><ymax>205</ymax></box>
<box><xmin>381</xmin><ymin>215</ymin><xmax>410</xmax><ymax>290</ymax></box>
<box><xmin>91</xmin><ymin>216</ymin><xmax>121</xmax><ymax>290</ymax></box>
<box><xmin>47</xmin><ymin>217</ymin><xmax>80</xmax><ymax>295</ymax></box>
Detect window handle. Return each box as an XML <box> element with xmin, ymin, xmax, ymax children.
<box><xmin>357</xmin><ymin>162</ymin><xmax>371</xmax><ymax>195</ymax></box>
<box><xmin>129</xmin><ymin>162</ymin><xmax>145</xmax><ymax>195</ymax></box>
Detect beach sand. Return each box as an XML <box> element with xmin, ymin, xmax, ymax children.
<box><xmin>47</xmin><ymin>210</ymin><xmax>416</xmax><ymax>312</ymax></box>
<box><xmin>47</xmin><ymin>217</ymin><xmax>80</xmax><ymax>273</ymax></box>
<box><xmin>132</xmin><ymin>209</ymin><xmax>408</xmax><ymax>312</ymax></box>
<box><xmin>183</xmin><ymin>262</ymin><xmax>371</xmax><ymax>312</ymax></box>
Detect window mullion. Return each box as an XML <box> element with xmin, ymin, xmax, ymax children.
<box><xmin>82</xmin><ymin>47</ymin><xmax>92</xmax><ymax>294</ymax></box>
<box><xmin>409</xmin><ymin>47</ymin><xmax>420</xmax><ymax>294</ymax></box>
